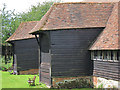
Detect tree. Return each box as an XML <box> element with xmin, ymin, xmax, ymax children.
<box><xmin>19</xmin><ymin>1</ymin><xmax>54</xmax><ymax>21</ymax></box>
<box><xmin>1</xmin><ymin>1</ymin><xmax>56</xmax><ymax>44</ymax></box>
<box><xmin>1</xmin><ymin>0</ymin><xmax>61</xmax><ymax>64</ymax></box>
<box><xmin>1</xmin><ymin>4</ymin><xmax>20</xmax><ymax>44</ymax></box>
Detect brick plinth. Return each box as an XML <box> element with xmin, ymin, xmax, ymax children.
<box><xmin>52</xmin><ymin>76</ymin><xmax>93</xmax><ymax>88</ymax></box>
<box><xmin>93</xmin><ymin>76</ymin><xmax>97</xmax><ymax>87</ymax></box>
<box><xmin>19</xmin><ymin>69</ymin><xmax>39</xmax><ymax>75</ymax></box>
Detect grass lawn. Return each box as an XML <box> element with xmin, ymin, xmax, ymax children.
<box><xmin>0</xmin><ymin>71</ymin><xmax>2</xmax><ymax>89</ymax></box>
<box><xmin>2</xmin><ymin>71</ymin><xmax>93</xmax><ymax>90</ymax></box>
<box><xmin>2</xmin><ymin>63</ymin><xmax>12</xmax><ymax>69</ymax></box>
<box><xmin>2</xmin><ymin>71</ymin><xmax>47</xmax><ymax>88</ymax></box>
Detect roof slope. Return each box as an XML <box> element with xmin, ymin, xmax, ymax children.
<box><xmin>83</xmin><ymin>0</ymin><xmax>120</xmax><ymax>2</ymax></box>
<box><xmin>90</xmin><ymin>2</ymin><xmax>120</xmax><ymax>50</ymax></box>
<box><xmin>29</xmin><ymin>2</ymin><xmax>114</xmax><ymax>33</ymax></box>
<box><xmin>6</xmin><ymin>21</ymin><xmax>38</xmax><ymax>42</ymax></box>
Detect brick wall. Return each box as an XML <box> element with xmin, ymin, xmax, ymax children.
<box><xmin>19</xmin><ymin>69</ymin><xmax>39</xmax><ymax>75</ymax></box>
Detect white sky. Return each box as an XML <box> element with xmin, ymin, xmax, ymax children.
<box><xmin>1</xmin><ymin>0</ymin><xmax>83</xmax><ymax>14</ymax></box>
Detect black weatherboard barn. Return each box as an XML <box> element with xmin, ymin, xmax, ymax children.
<box><xmin>6</xmin><ymin>21</ymin><xmax>39</xmax><ymax>75</ymax></box>
<box><xmin>32</xmin><ymin>28</ymin><xmax>103</xmax><ymax>87</ymax></box>
<box><xmin>29</xmin><ymin>2</ymin><xmax>118</xmax><ymax>87</ymax></box>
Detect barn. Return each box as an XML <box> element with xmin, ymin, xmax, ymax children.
<box><xmin>29</xmin><ymin>2</ymin><xmax>119</xmax><ymax>88</ymax></box>
<box><xmin>89</xmin><ymin>2</ymin><xmax>120</xmax><ymax>88</ymax></box>
<box><xmin>6</xmin><ymin>21</ymin><xmax>39</xmax><ymax>75</ymax></box>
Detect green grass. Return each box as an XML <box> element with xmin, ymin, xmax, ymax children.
<box><xmin>1</xmin><ymin>71</ymin><xmax>93</xmax><ymax>89</ymax></box>
<box><xmin>2</xmin><ymin>71</ymin><xmax>47</xmax><ymax>88</ymax></box>
<box><xmin>0</xmin><ymin>71</ymin><xmax>2</xmax><ymax>89</ymax></box>
<box><xmin>1</xmin><ymin>56</ymin><xmax>13</xmax><ymax>70</ymax></box>
<box><xmin>2</xmin><ymin>63</ymin><xmax>12</xmax><ymax>69</ymax></box>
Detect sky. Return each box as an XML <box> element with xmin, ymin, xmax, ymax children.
<box><xmin>1</xmin><ymin>0</ymin><xmax>83</xmax><ymax>14</ymax></box>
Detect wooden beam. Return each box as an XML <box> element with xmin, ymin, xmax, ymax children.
<box><xmin>35</xmin><ymin>34</ymin><xmax>40</xmax><ymax>45</ymax></box>
<box><xmin>11</xmin><ymin>43</ymin><xmax>15</xmax><ymax>68</ymax></box>
<box><xmin>34</xmin><ymin>33</ymin><xmax>42</xmax><ymax>82</ymax></box>
<box><xmin>38</xmin><ymin>34</ymin><xmax>42</xmax><ymax>82</ymax></box>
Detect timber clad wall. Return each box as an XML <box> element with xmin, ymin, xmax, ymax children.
<box><xmin>93</xmin><ymin>60</ymin><xmax>119</xmax><ymax>81</ymax></box>
<box><xmin>14</xmin><ymin>38</ymin><xmax>39</xmax><ymax>74</ymax></box>
<box><xmin>41</xmin><ymin>32</ymin><xmax>51</xmax><ymax>86</ymax></box>
<box><xmin>50</xmin><ymin>28</ymin><xmax>103</xmax><ymax>77</ymax></box>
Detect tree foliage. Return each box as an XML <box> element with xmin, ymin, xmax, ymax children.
<box><xmin>20</xmin><ymin>1</ymin><xmax>53</xmax><ymax>21</ymax></box>
<box><xmin>1</xmin><ymin>1</ymin><xmax>55</xmax><ymax>44</ymax></box>
<box><xmin>1</xmin><ymin>4</ymin><xmax>20</xmax><ymax>44</ymax></box>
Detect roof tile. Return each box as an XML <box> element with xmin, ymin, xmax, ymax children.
<box><xmin>6</xmin><ymin>21</ymin><xmax>38</xmax><ymax>42</ymax></box>
<box><xmin>29</xmin><ymin>2</ymin><xmax>114</xmax><ymax>33</ymax></box>
<box><xmin>90</xmin><ymin>2</ymin><xmax>120</xmax><ymax>50</ymax></box>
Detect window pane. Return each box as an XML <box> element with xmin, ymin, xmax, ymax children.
<box><xmin>97</xmin><ymin>51</ymin><xmax>100</xmax><ymax>59</ymax></box>
<box><xmin>111</xmin><ymin>51</ymin><xmax>113</xmax><ymax>60</ymax></box>
<box><xmin>94</xmin><ymin>51</ymin><xmax>97</xmax><ymax>60</ymax></box>
<box><xmin>107</xmin><ymin>51</ymin><xmax>111</xmax><ymax>60</ymax></box>
<box><xmin>117</xmin><ymin>51</ymin><xmax>120</xmax><ymax>60</ymax></box>
<box><xmin>118</xmin><ymin>51</ymin><xmax>120</xmax><ymax>60</ymax></box>
<box><xmin>103</xmin><ymin>51</ymin><xmax>107</xmax><ymax>60</ymax></box>
<box><xmin>100</xmin><ymin>51</ymin><xmax>102</xmax><ymax>59</ymax></box>
<box><xmin>113</xmin><ymin>51</ymin><xmax>117</xmax><ymax>60</ymax></box>
<box><xmin>91</xmin><ymin>51</ymin><xmax>93</xmax><ymax>60</ymax></box>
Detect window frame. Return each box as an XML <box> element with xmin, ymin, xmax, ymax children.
<box><xmin>91</xmin><ymin>50</ymin><xmax>119</xmax><ymax>62</ymax></box>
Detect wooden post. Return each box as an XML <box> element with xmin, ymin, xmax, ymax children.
<box><xmin>35</xmin><ymin>34</ymin><xmax>42</xmax><ymax>82</ymax></box>
<box><xmin>13</xmin><ymin>43</ymin><xmax>17</xmax><ymax>74</ymax></box>
<box><xmin>39</xmin><ymin>34</ymin><xmax>42</xmax><ymax>82</ymax></box>
<box><xmin>11</xmin><ymin>43</ymin><xmax>15</xmax><ymax>69</ymax></box>
<box><xmin>5</xmin><ymin>43</ymin><xmax>7</xmax><ymax>64</ymax></box>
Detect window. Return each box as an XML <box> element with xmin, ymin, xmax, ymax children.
<box><xmin>117</xmin><ymin>51</ymin><xmax>120</xmax><ymax>60</ymax></box>
<box><xmin>91</xmin><ymin>51</ymin><xmax>94</xmax><ymax>60</ymax></box>
<box><xmin>91</xmin><ymin>50</ymin><xmax>119</xmax><ymax>62</ymax></box>
<box><xmin>103</xmin><ymin>51</ymin><xmax>107</xmax><ymax>60</ymax></box>
<box><xmin>113</xmin><ymin>51</ymin><xmax>117</xmax><ymax>61</ymax></box>
<box><xmin>91</xmin><ymin>51</ymin><xmax>97</xmax><ymax>60</ymax></box>
<box><xmin>107</xmin><ymin>51</ymin><xmax>111</xmax><ymax>60</ymax></box>
<box><xmin>111</xmin><ymin>51</ymin><xmax>113</xmax><ymax>60</ymax></box>
<box><xmin>94</xmin><ymin>51</ymin><xmax>97</xmax><ymax>60</ymax></box>
<box><xmin>97</xmin><ymin>51</ymin><xmax>102</xmax><ymax>60</ymax></box>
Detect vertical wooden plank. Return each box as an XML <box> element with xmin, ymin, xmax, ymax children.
<box><xmin>14</xmin><ymin>54</ymin><xmax>17</xmax><ymax>74</ymax></box>
<box><xmin>39</xmin><ymin>34</ymin><xmax>42</xmax><ymax>82</ymax></box>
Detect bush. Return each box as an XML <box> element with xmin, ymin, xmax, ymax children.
<box><xmin>1</xmin><ymin>56</ymin><xmax>13</xmax><ymax>71</ymax></box>
<box><xmin>56</xmin><ymin>78</ymin><xmax>93</xmax><ymax>89</ymax></box>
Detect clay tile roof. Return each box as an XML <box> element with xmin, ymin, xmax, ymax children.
<box><xmin>29</xmin><ymin>2</ymin><xmax>114</xmax><ymax>34</ymax></box>
<box><xmin>6</xmin><ymin>21</ymin><xmax>38</xmax><ymax>42</ymax></box>
<box><xmin>83</xmin><ymin>0</ymin><xmax>120</xmax><ymax>2</ymax></box>
<box><xmin>90</xmin><ymin>2</ymin><xmax>120</xmax><ymax>50</ymax></box>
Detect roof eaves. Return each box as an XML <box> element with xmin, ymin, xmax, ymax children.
<box><xmin>54</xmin><ymin>2</ymin><xmax>115</xmax><ymax>5</ymax></box>
<box><xmin>40</xmin><ymin>26</ymin><xmax>105</xmax><ymax>31</ymax></box>
<box><xmin>6</xmin><ymin>22</ymin><xmax>25</xmax><ymax>42</ymax></box>
<box><xmin>7</xmin><ymin>37</ymin><xmax>35</xmax><ymax>42</ymax></box>
<box><xmin>29</xmin><ymin>3</ymin><xmax>55</xmax><ymax>34</ymax></box>
<box><xmin>6</xmin><ymin>21</ymin><xmax>38</xmax><ymax>42</ymax></box>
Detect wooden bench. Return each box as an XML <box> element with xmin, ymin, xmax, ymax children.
<box><xmin>28</xmin><ymin>76</ymin><xmax>36</xmax><ymax>86</ymax></box>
